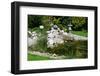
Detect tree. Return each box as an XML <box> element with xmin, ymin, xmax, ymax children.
<box><xmin>71</xmin><ymin>17</ymin><xmax>87</xmax><ymax>31</ymax></box>
<box><xmin>28</xmin><ymin>15</ymin><xmax>42</xmax><ymax>29</ymax></box>
<box><xmin>28</xmin><ymin>15</ymin><xmax>87</xmax><ymax>31</ymax></box>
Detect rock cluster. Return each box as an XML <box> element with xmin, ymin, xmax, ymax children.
<box><xmin>28</xmin><ymin>25</ymin><xmax>87</xmax><ymax>48</ymax></box>
<box><xmin>28</xmin><ymin>31</ymin><xmax>38</xmax><ymax>47</ymax></box>
<box><xmin>47</xmin><ymin>25</ymin><xmax>67</xmax><ymax>48</ymax></box>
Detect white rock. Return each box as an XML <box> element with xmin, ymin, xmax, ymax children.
<box><xmin>47</xmin><ymin>26</ymin><xmax>65</xmax><ymax>48</ymax></box>
<box><xmin>63</xmin><ymin>32</ymin><xmax>68</xmax><ymax>36</ymax></box>
<box><xmin>28</xmin><ymin>31</ymin><xmax>38</xmax><ymax>47</ymax></box>
<box><xmin>28</xmin><ymin>31</ymin><xmax>32</xmax><ymax>35</ymax></box>
<box><xmin>28</xmin><ymin>38</ymin><xmax>33</xmax><ymax>47</ymax></box>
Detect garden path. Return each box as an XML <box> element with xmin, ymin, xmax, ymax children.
<box><xmin>28</xmin><ymin>51</ymin><xmax>66</xmax><ymax>59</ymax></box>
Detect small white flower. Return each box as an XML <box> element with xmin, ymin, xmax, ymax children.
<box><xmin>39</xmin><ymin>25</ymin><xmax>44</xmax><ymax>29</ymax></box>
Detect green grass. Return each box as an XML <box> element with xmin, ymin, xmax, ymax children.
<box><xmin>72</xmin><ymin>31</ymin><xmax>87</xmax><ymax>37</ymax></box>
<box><xmin>28</xmin><ymin>53</ymin><xmax>50</xmax><ymax>61</ymax></box>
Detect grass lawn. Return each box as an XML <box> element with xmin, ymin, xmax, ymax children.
<box><xmin>28</xmin><ymin>53</ymin><xmax>51</xmax><ymax>61</ymax></box>
<box><xmin>72</xmin><ymin>31</ymin><xmax>87</xmax><ymax>37</ymax></box>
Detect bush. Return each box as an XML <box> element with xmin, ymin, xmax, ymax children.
<box><xmin>47</xmin><ymin>40</ymin><xmax>88</xmax><ymax>58</ymax></box>
<box><xmin>29</xmin><ymin>30</ymin><xmax>47</xmax><ymax>52</ymax></box>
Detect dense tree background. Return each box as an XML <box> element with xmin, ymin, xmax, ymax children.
<box><xmin>28</xmin><ymin>15</ymin><xmax>88</xmax><ymax>31</ymax></box>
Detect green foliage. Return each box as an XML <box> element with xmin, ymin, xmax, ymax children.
<box><xmin>41</xmin><ymin>16</ymin><xmax>52</xmax><ymax>30</ymax></box>
<box><xmin>47</xmin><ymin>40</ymin><xmax>88</xmax><ymax>58</ymax></box>
<box><xmin>28</xmin><ymin>15</ymin><xmax>88</xmax><ymax>31</ymax></box>
<box><xmin>28</xmin><ymin>15</ymin><xmax>42</xmax><ymax>28</ymax></box>
<box><xmin>53</xmin><ymin>17</ymin><xmax>61</xmax><ymax>24</ymax></box>
<box><xmin>28</xmin><ymin>15</ymin><xmax>88</xmax><ymax>59</ymax></box>
<box><xmin>29</xmin><ymin>30</ymin><xmax>47</xmax><ymax>52</ymax></box>
<box><xmin>61</xmin><ymin>17</ymin><xmax>71</xmax><ymax>25</ymax></box>
<box><xmin>71</xmin><ymin>17</ymin><xmax>87</xmax><ymax>31</ymax></box>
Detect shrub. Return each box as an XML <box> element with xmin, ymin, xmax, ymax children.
<box><xmin>29</xmin><ymin>30</ymin><xmax>47</xmax><ymax>52</ymax></box>
<box><xmin>47</xmin><ymin>40</ymin><xmax>87</xmax><ymax>58</ymax></box>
